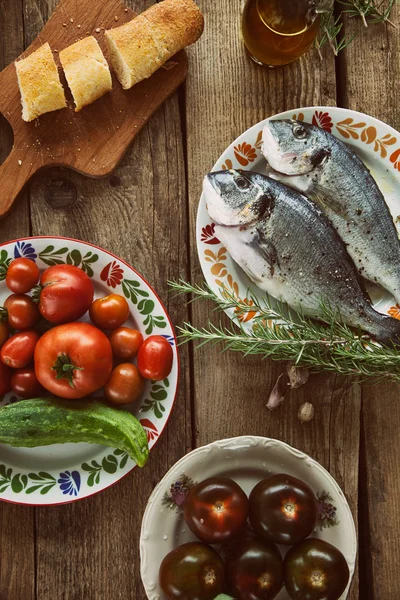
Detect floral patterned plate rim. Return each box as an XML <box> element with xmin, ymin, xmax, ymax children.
<box><xmin>197</xmin><ymin>106</ymin><xmax>400</xmax><ymax>330</ymax></box>
<box><xmin>140</xmin><ymin>436</ymin><xmax>357</xmax><ymax>600</ymax></box>
<box><xmin>0</xmin><ymin>236</ymin><xmax>179</xmax><ymax>506</ymax></box>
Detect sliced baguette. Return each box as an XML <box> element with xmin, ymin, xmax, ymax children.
<box><xmin>15</xmin><ymin>42</ymin><xmax>67</xmax><ymax>122</ymax></box>
<box><xmin>59</xmin><ymin>37</ymin><xmax>112</xmax><ymax>112</ymax></box>
<box><xmin>105</xmin><ymin>15</ymin><xmax>162</xmax><ymax>90</ymax></box>
<box><xmin>144</xmin><ymin>0</ymin><xmax>204</xmax><ymax>60</ymax></box>
<box><xmin>105</xmin><ymin>0</ymin><xmax>204</xmax><ymax>90</ymax></box>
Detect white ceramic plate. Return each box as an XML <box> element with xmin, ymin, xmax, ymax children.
<box><xmin>197</xmin><ymin>107</ymin><xmax>400</xmax><ymax>330</ymax></box>
<box><xmin>140</xmin><ymin>436</ymin><xmax>357</xmax><ymax>600</ymax></box>
<box><xmin>0</xmin><ymin>237</ymin><xmax>178</xmax><ymax>505</ymax></box>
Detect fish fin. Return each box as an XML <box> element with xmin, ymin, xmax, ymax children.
<box><xmin>248</xmin><ymin>231</ymin><xmax>279</xmax><ymax>277</ymax></box>
<box><xmin>308</xmin><ymin>184</ymin><xmax>348</xmax><ymax>218</ymax></box>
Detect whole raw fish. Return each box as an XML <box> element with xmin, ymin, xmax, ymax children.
<box><xmin>203</xmin><ymin>169</ymin><xmax>400</xmax><ymax>345</ymax></box>
<box><xmin>262</xmin><ymin>119</ymin><xmax>400</xmax><ymax>304</ymax></box>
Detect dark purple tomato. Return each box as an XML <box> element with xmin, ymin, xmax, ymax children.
<box><xmin>249</xmin><ymin>474</ymin><xmax>318</xmax><ymax>546</ymax></box>
<box><xmin>226</xmin><ymin>537</ymin><xmax>284</xmax><ymax>600</ymax></box>
<box><xmin>159</xmin><ymin>542</ymin><xmax>224</xmax><ymax>600</ymax></box>
<box><xmin>284</xmin><ymin>538</ymin><xmax>350</xmax><ymax>600</ymax></box>
<box><xmin>183</xmin><ymin>477</ymin><xmax>249</xmax><ymax>544</ymax></box>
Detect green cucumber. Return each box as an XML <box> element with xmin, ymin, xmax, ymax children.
<box><xmin>0</xmin><ymin>398</ymin><xmax>149</xmax><ymax>467</ymax></box>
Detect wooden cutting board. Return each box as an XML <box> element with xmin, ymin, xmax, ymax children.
<box><xmin>0</xmin><ymin>0</ymin><xmax>188</xmax><ymax>218</ymax></box>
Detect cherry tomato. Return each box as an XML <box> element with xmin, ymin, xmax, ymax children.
<box><xmin>6</xmin><ymin>258</ymin><xmax>40</xmax><ymax>294</ymax></box>
<box><xmin>34</xmin><ymin>322</ymin><xmax>112</xmax><ymax>399</ymax></box>
<box><xmin>0</xmin><ymin>363</ymin><xmax>12</xmax><ymax>395</ymax></box>
<box><xmin>226</xmin><ymin>537</ymin><xmax>284</xmax><ymax>600</ymax></box>
<box><xmin>184</xmin><ymin>477</ymin><xmax>249</xmax><ymax>544</ymax></box>
<box><xmin>109</xmin><ymin>327</ymin><xmax>143</xmax><ymax>360</ymax></box>
<box><xmin>159</xmin><ymin>542</ymin><xmax>224</xmax><ymax>600</ymax></box>
<box><xmin>11</xmin><ymin>368</ymin><xmax>45</xmax><ymax>398</ymax></box>
<box><xmin>4</xmin><ymin>294</ymin><xmax>40</xmax><ymax>330</ymax></box>
<box><xmin>137</xmin><ymin>335</ymin><xmax>173</xmax><ymax>381</ymax></box>
<box><xmin>104</xmin><ymin>363</ymin><xmax>145</xmax><ymax>405</ymax></box>
<box><xmin>37</xmin><ymin>265</ymin><xmax>94</xmax><ymax>324</ymax></box>
<box><xmin>284</xmin><ymin>538</ymin><xmax>350</xmax><ymax>600</ymax></box>
<box><xmin>249</xmin><ymin>474</ymin><xmax>318</xmax><ymax>546</ymax></box>
<box><xmin>0</xmin><ymin>320</ymin><xmax>9</xmax><ymax>348</ymax></box>
<box><xmin>1</xmin><ymin>330</ymin><xmax>41</xmax><ymax>369</ymax></box>
<box><xmin>89</xmin><ymin>294</ymin><xmax>130</xmax><ymax>330</ymax></box>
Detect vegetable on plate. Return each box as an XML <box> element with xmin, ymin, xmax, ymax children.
<box><xmin>89</xmin><ymin>293</ymin><xmax>129</xmax><ymax>330</ymax></box>
<box><xmin>109</xmin><ymin>327</ymin><xmax>143</xmax><ymax>360</ymax></box>
<box><xmin>1</xmin><ymin>330</ymin><xmax>40</xmax><ymax>369</ymax></box>
<box><xmin>183</xmin><ymin>477</ymin><xmax>249</xmax><ymax>544</ymax></box>
<box><xmin>159</xmin><ymin>542</ymin><xmax>224</xmax><ymax>600</ymax></box>
<box><xmin>249</xmin><ymin>474</ymin><xmax>318</xmax><ymax>546</ymax></box>
<box><xmin>138</xmin><ymin>335</ymin><xmax>173</xmax><ymax>381</ymax></box>
<box><xmin>6</xmin><ymin>257</ymin><xmax>40</xmax><ymax>294</ymax></box>
<box><xmin>104</xmin><ymin>363</ymin><xmax>145</xmax><ymax>405</ymax></box>
<box><xmin>4</xmin><ymin>294</ymin><xmax>40</xmax><ymax>330</ymax></box>
<box><xmin>34</xmin><ymin>264</ymin><xmax>94</xmax><ymax>324</ymax></box>
<box><xmin>34</xmin><ymin>322</ymin><xmax>113</xmax><ymax>399</ymax></box>
<box><xmin>0</xmin><ymin>398</ymin><xmax>149</xmax><ymax>467</ymax></box>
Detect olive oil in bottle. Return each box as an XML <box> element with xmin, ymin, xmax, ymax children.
<box><xmin>242</xmin><ymin>0</ymin><xmax>321</xmax><ymax>68</ymax></box>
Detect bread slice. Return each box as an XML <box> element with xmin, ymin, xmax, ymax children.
<box><xmin>144</xmin><ymin>0</ymin><xmax>204</xmax><ymax>60</ymax></box>
<box><xmin>105</xmin><ymin>15</ymin><xmax>162</xmax><ymax>90</ymax></box>
<box><xmin>15</xmin><ymin>42</ymin><xmax>67</xmax><ymax>122</ymax></box>
<box><xmin>59</xmin><ymin>37</ymin><xmax>112</xmax><ymax>112</ymax></box>
<box><xmin>105</xmin><ymin>0</ymin><xmax>204</xmax><ymax>90</ymax></box>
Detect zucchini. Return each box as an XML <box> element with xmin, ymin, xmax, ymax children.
<box><xmin>0</xmin><ymin>398</ymin><xmax>149</xmax><ymax>467</ymax></box>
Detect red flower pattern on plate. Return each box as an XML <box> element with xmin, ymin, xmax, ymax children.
<box><xmin>140</xmin><ymin>419</ymin><xmax>159</xmax><ymax>442</ymax></box>
<box><xmin>100</xmin><ymin>260</ymin><xmax>124</xmax><ymax>288</ymax></box>
<box><xmin>234</xmin><ymin>142</ymin><xmax>258</xmax><ymax>167</ymax></box>
<box><xmin>312</xmin><ymin>111</ymin><xmax>333</xmax><ymax>133</ymax></box>
<box><xmin>201</xmin><ymin>223</ymin><xmax>220</xmax><ymax>245</ymax></box>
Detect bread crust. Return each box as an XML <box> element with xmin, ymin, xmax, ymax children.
<box><xmin>60</xmin><ymin>37</ymin><xmax>112</xmax><ymax>112</ymax></box>
<box><xmin>106</xmin><ymin>0</ymin><xmax>204</xmax><ymax>90</ymax></box>
<box><xmin>15</xmin><ymin>42</ymin><xmax>67</xmax><ymax>122</ymax></box>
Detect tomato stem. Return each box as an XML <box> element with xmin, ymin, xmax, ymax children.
<box><xmin>31</xmin><ymin>284</ymin><xmax>42</xmax><ymax>304</ymax></box>
<box><xmin>52</xmin><ymin>353</ymin><xmax>83</xmax><ymax>388</ymax></box>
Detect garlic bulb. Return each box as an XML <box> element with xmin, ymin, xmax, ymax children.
<box><xmin>298</xmin><ymin>402</ymin><xmax>315</xmax><ymax>423</ymax></box>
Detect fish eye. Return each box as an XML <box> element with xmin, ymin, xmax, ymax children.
<box><xmin>292</xmin><ymin>124</ymin><xmax>307</xmax><ymax>140</ymax></box>
<box><xmin>236</xmin><ymin>176</ymin><xmax>250</xmax><ymax>190</ymax></box>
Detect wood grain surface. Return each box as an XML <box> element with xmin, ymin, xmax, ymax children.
<box><xmin>0</xmin><ymin>0</ymin><xmax>188</xmax><ymax>218</ymax></box>
<box><xmin>0</xmin><ymin>0</ymin><xmax>399</xmax><ymax>598</ymax></box>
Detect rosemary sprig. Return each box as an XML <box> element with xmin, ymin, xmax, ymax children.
<box><xmin>337</xmin><ymin>0</ymin><xmax>397</xmax><ymax>27</ymax></box>
<box><xmin>316</xmin><ymin>0</ymin><xmax>397</xmax><ymax>56</ymax></box>
<box><xmin>169</xmin><ymin>279</ymin><xmax>400</xmax><ymax>382</ymax></box>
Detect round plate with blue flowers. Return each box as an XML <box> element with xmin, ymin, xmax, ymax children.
<box><xmin>0</xmin><ymin>237</ymin><xmax>178</xmax><ymax>505</ymax></box>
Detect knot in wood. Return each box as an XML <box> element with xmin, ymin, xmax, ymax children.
<box><xmin>44</xmin><ymin>179</ymin><xmax>77</xmax><ymax>209</ymax></box>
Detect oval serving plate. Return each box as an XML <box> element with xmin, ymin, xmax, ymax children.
<box><xmin>140</xmin><ymin>436</ymin><xmax>357</xmax><ymax>600</ymax></box>
<box><xmin>0</xmin><ymin>237</ymin><xmax>178</xmax><ymax>506</ymax></box>
<box><xmin>197</xmin><ymin>107</ymin><xmax>400</xmax><ymax>330</ymax></box>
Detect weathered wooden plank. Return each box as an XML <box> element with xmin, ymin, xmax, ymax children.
<box><xmin>186</xmin><ymin>3</ymin><xmax>359</xmax><ymax>599</ymax></box>
<box><xmin>339</xmin><ymin>7</ymin><xmax>400</xmax><ymax>598</ymax></box>
<box><xmin>0</xmin><ymin>2</ymin><xmax>35</xmax><ymax>599</ymax></box>
<box><xmin>21</xmin><ymin>1</ymin><xmax>190</xmax><ymax>598</ymax></box>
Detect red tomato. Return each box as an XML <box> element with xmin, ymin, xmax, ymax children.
<box><xmin>37</xmin><ymin>265</ymin><xmax>94</xmax><ymax>324</ymax></box>
<box><xmin>184</xmin><ymin>477</ymin><xmax>249</xmax><ymax>544</ymax></box>
<box><xmin>34</xmin><ymin>322</ymin><xmax>113</xmax><ymax>399</ymax></box>
<box><xmin>104</xmin><ymin>363</ymin><xmax>145</xmax><ymax>405</ymax></box>
<box><xmin>89</xmin><ymin>294</ymin><xmax>130</xmax><ymax>330</ymax></box>
<box><xmin>0</xmin><ymin>363</ymin><xmax>12</xmax><ymax>395</ymax></box>
<box><xmin>1</xmin><ymin>330</ymin><xmax>41</xmax><ymax>369</ymax></box>
<box><xmin>0</xmin><ymin>321</ymin><xmax>9</xmax><ymax>348</ymax></box>
<box><xmin>11</xmin><ymin>368</ymin><xmax>45</xmax><ymax>398</ymax></box>
<box><xmin>109</xmin><ymin>327</ymin><xmax>143</xmax><ymax>360</ymax></box>
<box><xmin>4</xmin><ymin>294</ymin><xmax>40</xmax><ymax>330</ymax></box>
<box><xmin>137</xmin><ymin>336</ymin><xmax>173</xmax><ymax>381</ymax></box>
<box><xmin>6</xmin><ymin>258</ymin><xmax>40</xmax><ymax>294</ymax></box>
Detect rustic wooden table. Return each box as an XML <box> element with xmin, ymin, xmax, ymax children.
<box><xmin>0</xmin><ymin>1</ymin><xmax>399</xmax><ymax>598</ymax></box>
